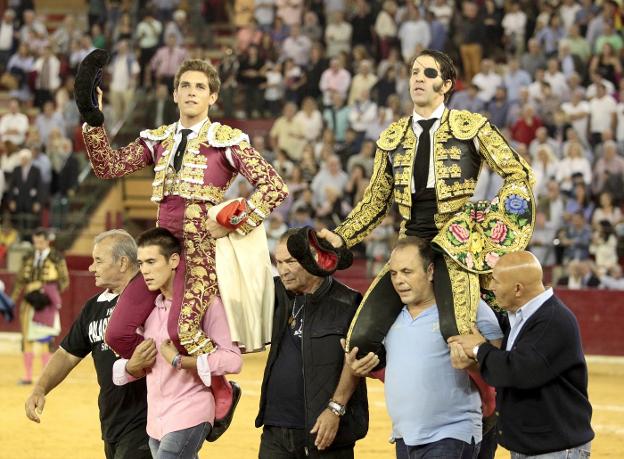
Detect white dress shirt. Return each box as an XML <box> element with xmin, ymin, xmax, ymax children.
<box><xmin>409</xmin><ymin>103</ymin><xmax>481</xmax><ymax>192</ymax></box>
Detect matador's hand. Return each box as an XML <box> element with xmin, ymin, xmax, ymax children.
<box><xmin>96</xmin><ymin>87</ymin><xmax>103</xmax><ymax>111</ymax></box>
<box><xmin>206</xmin><ymin>219</ymin><xmax>234</xmax><ymax>239</ymax></box>
<box><xmin>317</xmin><ymin>229</ymin><xmax>343</xmax><ymax>248</ymax></box>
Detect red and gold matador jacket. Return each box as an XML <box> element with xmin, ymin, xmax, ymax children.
<box><xmin>83</xmin><ymin>120</ymin><xmax>288</xmax><ymax>356</ymax></box>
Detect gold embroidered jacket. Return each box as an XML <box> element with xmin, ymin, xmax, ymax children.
<box><xmin>11</xmin><ymin>249</ymin><xmax>69</xmax><ymax>301</ymax></box>
<box><xmin>335</xmin><ymin>109</ymin><xmax>535</xmax><ymax>273</ymax></box>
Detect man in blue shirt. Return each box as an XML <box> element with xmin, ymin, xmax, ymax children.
<box><xmin>346</xmin><ymin>236</ymin><xmax>503</xmax><ymax>458</ymax></box>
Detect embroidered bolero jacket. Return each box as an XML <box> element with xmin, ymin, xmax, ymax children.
<box><xmin>83</xmin><ymin>121</ymin><xmax>288</xmax><ymax>235</ymax></box>
<box><xmin>335</xmin><ymin>109</ymin><xmax>535</xmax><ymax>273</ymax></box>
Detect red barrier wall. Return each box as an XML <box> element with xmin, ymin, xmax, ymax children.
<box><xmin>334</xmin><ymin>273</ymin><xmax>624</xmax><ymax>357</ymax></box>
<box><xmin>1</xmin><ymin>269</ymin><xmax>623</xmax><ymax>356</ymax></box>
<box><xmin>555</xmin><ymin>289</ymin><xmax>624</xmax><ymax>356</ymax></box>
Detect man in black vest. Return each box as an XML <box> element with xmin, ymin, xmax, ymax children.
<box><xmin>256</xmin><ymin>228</ymin><xmax>368</xmax><ymax>458</ymax></box>
<box><xmin>448</xmin><ymin>251</ymin><xmax>594</xmax><ymax>458</ymax></box>
<box><xmin>25</xmin><ymin>230</ymin><xmax>150</xmax><ymax>459</ymax></box>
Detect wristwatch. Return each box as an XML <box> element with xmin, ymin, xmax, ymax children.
<box><xmin>171</xmin><ymin>353</ymin><xmax>183</xmax><ymax>370</ymax></box>
<box><xmin>328</xmin><ymin>399</ymin><xmax>346</xmax><ymax>417</ymax></box>
<box><xmin>472</xmin><ymin>344</ymin><xmax>481</xmax><ymax>362</ymax></box>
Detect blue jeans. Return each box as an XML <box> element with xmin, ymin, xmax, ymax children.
<box><xmin>398</xmin><ymin>427</ymin><xmax>495</xmax><ymax>459</ymax></box>
<box><xmin>511</xmin><ymin>442</ymin><xmax>591</xmax><ymax>459</ymax></box>
<box><xmin>148</xmin><ymin>422</ymin><xmax>210</xmax><ymax>459</ymax></box>
<box><xmin>407</xmin><ymin>437</ymin><xmax>480</xmax><ymax>459</ymax></box>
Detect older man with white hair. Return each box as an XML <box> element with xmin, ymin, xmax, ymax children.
<box><xmin>25</xmin><ymin>229</ymin><xmax>151</xmax><ymax>459</ymax></box>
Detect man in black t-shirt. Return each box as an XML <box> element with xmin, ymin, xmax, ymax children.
<box><xmin>256</xmin><ymin>229</ymin><xmax>368</xmax><ymax>459</ymax></box>
<box><xmin>25</xmin><ymin>229</ymin><xmax>150</xmax><ymax>459</ymax></box>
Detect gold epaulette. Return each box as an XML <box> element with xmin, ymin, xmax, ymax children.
<box><xmin>207</xmin><ymin>122</ymin><xmax>250</xmax><ymax>148</ymax></box>
<box><xmin>47</xmin><ymin>249</ymin><xmax>64</xmax><ymax>263</ymax></box>
<box><xmin>376</xmin><ymin>117</ymin><xmax>411</xmax><ymax>151</ymax></box>
<box><xmin>139</xmin><ymin>123</ymin><xmax>176</xmax><ymax>141</ymax></box>
<box><xmin>448</xmin><ymin>110</ymin><xmax>487</xmax><ymax>140</ymax></box>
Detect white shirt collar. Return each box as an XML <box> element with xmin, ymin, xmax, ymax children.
<box><xmin>412</xmin><ymin>102</ymin><xmax>446</xmax><ymax>123</ymax></box>
<box><xmin>97</xmin><ymin>289</ymin><xmax>119</xmax><ymax>302</ymax></box>
<box><xmin>176</xmin><ymin>117</ymin><xmax>208</xmax><ymax>136</ymax></box>
<box><xmin>36</xmin><ymin>248</ymin><xmax>50</xmax><ymax>260</ymax></box>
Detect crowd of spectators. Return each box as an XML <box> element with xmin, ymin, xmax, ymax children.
<box><xmin>0</xmin><ymin>0</ymin><xmax>622</xmax><ymax>289</ymax></box>
<box><xmin>222</xmin><ymin>0</ymin><xmax>624</xmax><ymax>289</ymax></box>
<box><xmin>0</xmin><ymin>3</ymin><xmax>90</xmax><ymax>252</ymax></box>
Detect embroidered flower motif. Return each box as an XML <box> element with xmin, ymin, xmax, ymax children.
<box><xmin>449</xmin><ymin>223</ymin><xmax>470</xmax><ymax>243</ymax></box>
<box><xmin>470</xmin><ymin>208</ymin><xmax>486</xmax><ymax>223</ymax></box>
<box><xmin>485</xmin><ymin>251</ymin><xmax>500</xmax><ymax>267</ymax></box>
<box><xmin>465</xmin><ymin>252</ymin><xmax>474</xmax><ymax>269</ymax></box>
<box><xmin>491</xmin><ymin>222</ymin><xmax>508</xmax><ymax>243</ymax></box>
<box><xmin>470</xmin><ymin>232</ymin><xmax>484</xmax><ymax>254</ymax></box>
<box><xmin>505</xmin><ymin>194</ymin><xmax>529</xmax><ymax>215</ymax></box>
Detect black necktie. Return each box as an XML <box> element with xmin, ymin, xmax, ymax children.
<box><xmin>173</xmin><ymin>129</ymin><xmax>192</xmax><ymax>172</ymax></box>
<box><xmin>35</xmin><ymin>252</ymin><xmax>42</xmax><ymax>268</ymax></box>
<box><xmin>413</xmin><ymin>118</ymin><xmax>437</xmax><ymax>191</ymax></box>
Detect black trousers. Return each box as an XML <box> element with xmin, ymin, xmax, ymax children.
<box><xmin>259</xmin><ymin>426</ymin><xmax>354</xmax><ymax>459</ymax></box>
<box><xmin>103</xmin><ymin>423</ymin><xmax>151</xmax><ymax>459</ymax></box>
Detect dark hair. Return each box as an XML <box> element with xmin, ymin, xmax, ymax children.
<box><xmin>393</xmin><ymin>236</ymin><xmax>433</xmax><ymax>271</ymax></box>
<box><xmin>351</xmin><ymin>164</ymin><xmax>368</xmax><ymax>179</ymax></box>
<box><xmin>136</xmin><ymin>227</ymin><xmax>182</xmax><ymax>259</ymax></box>
<box><xmin>33</xmin><ymin>228</ymin><xmax>49</xmax><ymax>239</ymax></box>
<box><xmin>598</xmin><ymin>220</ymin><xmax>615</xmax><ymax>241</ymax></box>
<box><xmin>412</xmin><ymin>49</ymin><xmax>457</xmax><ymax>102</ymax></box>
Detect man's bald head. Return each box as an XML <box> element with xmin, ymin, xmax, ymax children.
<box><xmin>496</xmin><ymin>251</ymin><xmax>543</xmax><ymax>284</ymax></box>
<box><xmin>490</xmin><ymin>251</ymin><xmax>545</xmax><ymax>312</ymax></box>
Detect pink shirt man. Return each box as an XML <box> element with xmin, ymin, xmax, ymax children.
<box><xmin>113</xmin><ymin>295</ymin><xmax>241</xmax><ymax>440</ymax></box>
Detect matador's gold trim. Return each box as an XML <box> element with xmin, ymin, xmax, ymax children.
<box><xmin>207</xmin><ymin>122</ymin><xmax>250</xmax><ymax>148</ymax></box>
<box><xmin>376</xmin><ymin>117</ymin><xmax>411</xmax><ymax>151</ymax></box>
<box><xmin>449</xmin><ymin>110</ymin><xmax>487</xmax><ymax>140</ymax></box>
<box><xmin>445</xmin><ymin>253</ymin><xmax>480</xmax><ymax>334</ymax></box>
<box><xmin>335</xmin><ymin>147</ymin><xmax>394</xmax><ymax>247</ymax></box>
<box><xmin>140</xmin><ymin>123</ymin><xmax>176</xmax><ymax>141</ymax></box>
